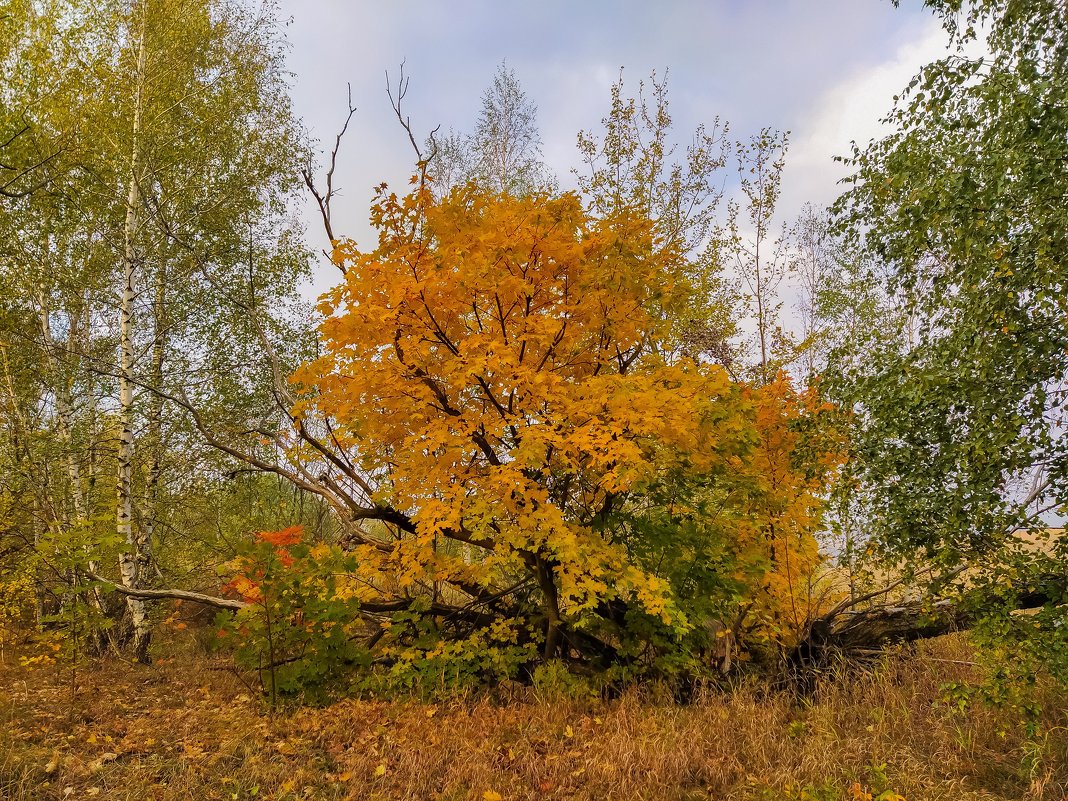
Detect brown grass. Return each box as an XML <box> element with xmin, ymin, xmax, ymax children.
<box><xmin>1</xmin><ymin>636</ymin><xmax>1066</xmax><ymax>801</ymax></box>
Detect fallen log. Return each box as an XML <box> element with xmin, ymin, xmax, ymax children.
<box><xmin>87</xmin><ymin>572</ymin><xmax>510</xmax><ymax>624</ymax></box>
<box><xmin>791</xmin><ymin>573</ymin><xmax>1066</xmax><ymax>669</ymax></box>
<box><xmin>88</xmin><ymin>574</ymin><xmax>248</xmax><ymax>611</ymax></box>
<box><xmin>792</xmin><ymin>599</ymin><xmax>969</xmax><ymax>669</ymax></box>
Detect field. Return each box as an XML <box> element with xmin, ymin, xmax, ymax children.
<box><xmin>1</xmin><ymin>636</ymin><xmax>1066</xmax><ymax>801</ymax></box>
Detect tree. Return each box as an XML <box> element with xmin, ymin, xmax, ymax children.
<box><xmin>792</xmin><ymin>204</ymin><xmax>833</xmax><ymax>384</ymax></box>
<box><xmin>833</xmin><ymin>0</ymin><xmax>1068</xmax><ymax>683</ymax></box>
<box><xmin>282</xmin><ymin>170</ymin><xmax>841</xmax><ymax>684</ymax></box>
<box><xmin>576</xmin><ymin>71</ymin><xmax>737</xmax><ymax>374</ymax></box>
<box><xmin>0</xmin><ymin>0</ymin><xmax>125</xmax><ymax>652</ymax></box>
<box><xmin>0</xmin><ymin>0</ymin><xmax>65</xmax><ymax>199</ymax></box>
<box><xmin>470</xmin><ymin>62</ymin><xmax>551</xmax><ymax>195</ymax></box>
<box><xmin>723</xmin><ymin>129</ymin><xmax>793</xmax><ymax>386</ymax></box>
<box><xmin>0</xmin><ymin>0</ymin><xmax>312</xmax><ymax>663</ymax></box>
<box><xmin>98</xmin><ymin>72</ymin><xmax>839</xmax><ymax>688</ymax></box>
<box><xmin>112</xmin><ymin>0</ymin><xmax>309</xmax><ymax>662</ymax></box>
<box><xmin>428</xmin><ymin>62</ymin><xmax>553</xmax><ymax>198</ymax></box>
<box><xmin>24</xmin><ymin>67</ymin><xmax>842</xmax><ymax>686</ymax></box>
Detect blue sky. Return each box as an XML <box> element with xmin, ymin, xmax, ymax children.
<box><xmin>276</xmin><ymin>1</ymin><xmax>949</xmax><ymax>290</ymax></box>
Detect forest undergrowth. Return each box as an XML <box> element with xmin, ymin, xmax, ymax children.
<box><xmin>1</xmin><ymin>635</ymin><xmax>1065</xmax><ymax>801</ymax></box>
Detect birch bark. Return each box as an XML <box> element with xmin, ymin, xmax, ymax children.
<box><xmin>116</xmin><ymin>2</ymin><xmax>150</xmax><ymax>664</ymax></box>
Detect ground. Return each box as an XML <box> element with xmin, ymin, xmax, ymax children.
<box><xmin>0</xmin><ymin>636</ymin><xmax>1065</xmax><ymax>801</ymax></box>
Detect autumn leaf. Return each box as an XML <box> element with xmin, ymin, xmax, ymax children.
<box><xmin>256</xmin><ymin>525</ymin><xmax>303</xmax><ymax>547</ymax></box>
<box><xmin>288</xmin><ymin>169</ymin><xmax>842</xmax><ymax>678</ymax></box>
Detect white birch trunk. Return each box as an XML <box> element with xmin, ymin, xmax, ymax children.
<box><xmin>35</xmin><ymin>288</ymin><xmax>111</xmax><ymax>639</ymax></box>
<box><xmin>34</xmin><ymin>289</ymin><xmax>86</xmax><ymax>522</ymax></box>
<box><xmin>117</xmin><ymin>6</ymin><xmax>151</xmax><ymax>664</ymax></box>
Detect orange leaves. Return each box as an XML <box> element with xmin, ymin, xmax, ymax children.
<box><xmin>719</xmin><ymin>374</ymin><xmax>847</xmax><ymax>645</ymax></box>
<box><xmin>293</xmin><ymin>189</ymin><xmax>696</xmax><ymax>604</ymax></box>
<box><xmin>291</xmin><ymin>180</ymin><xmax>844</xmax><ymax>662</ymax></box>
<box><xmin>257</xmin><ymin>525</ymin><xmax>303</xmax><ymax>547</ymax></box>
<box><xmin>220</xmin><ymin>527</ymin><xmax>305</xmax><ymax>604</ymax></box>
<box><xmin>223</xmin><ymin>574</ymin><xmax>263</xmax><ymax>604</ymax></box>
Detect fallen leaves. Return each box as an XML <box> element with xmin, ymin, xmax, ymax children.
<box><xmin>0</xmin><ymin>643</ymin><xmax>1057</xmax><ymax>801</ymax></box>
<box><xmin>87</xmin><ymin>752</ymin><xmax>118</xmax><ymax>773</ymax></box>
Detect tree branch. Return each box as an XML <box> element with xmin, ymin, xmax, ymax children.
<box><xmin>301</xmin><ymin>83</ymin><xmax>356</xmax><ymax>268</ymax></box>
<box><xmin>90</xmin><ymin>573</ymin><xmax>248</xmax><ymax>611</ymax></box>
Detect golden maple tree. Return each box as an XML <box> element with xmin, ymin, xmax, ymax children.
<box><xmin>285</xmin><ymin>176</ymin><xmax>842</xmax><ymax>680</ymax></box>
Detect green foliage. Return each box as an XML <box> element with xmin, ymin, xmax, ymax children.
<box><xmin>529</xmin><ymin>659</ymin><xmax>599</xmax><ymax>702</ymax></box>
<box><xmin>835</xmin><ymin>0</ymin><xmax>1068</xmax><ymax>551</ymax></box>
<box><xmin>0</xmin><ymin>0</ymin><xmax>314</xmax><ymax>664</ymax></box>
<box><xmin>832</xmin><ymin>0</ymin><xmax>1068</xmax><ymax>694</ymax></box>
<box><xmin>596</xmin><ymin>465</ymin><xmax>747</xmax><ymax>677</ymax></box>
<box><xmin>363</xmin><ymin>617</ymin><xmax>539</xmax><ymax>699</ymax></box>
<box><xmin>28</xmin><ymin>516</ymin><xmax>125</xmax><ymax>661</ymax></box>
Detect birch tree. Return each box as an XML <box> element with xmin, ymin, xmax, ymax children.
<box><xmin>834</xmin><ymin>0</ymin><xmax>1068</xmax><ymax>687</ymax></box>
<box><xmin>0</xmin><ymin>0</ymin><xmax>311</xmax><ymax>662</ymax></box>
<box><xmin>100</xmin><ymin>0</ymin><xmax>309</xmax><ymax>662</ymax></box>
<box><xmin>723</xmin><ymin>129</ymin><xmax>791</xmax><ymax>386</ymax></box>
<box><xmin>428</xmin><ymin>62</ymin><xmax>553</xmax><ymax>197</ymax></box>
<box><xmin>576</xmin><ymin>71</ymin><xmax>736</xmax><ymax>370</ymax></box>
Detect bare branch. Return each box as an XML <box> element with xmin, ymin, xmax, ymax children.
<box><xmin>301</xmin><ymin>83</ymin><xmax>357</xmax><ymax>270</ymax></box>
<box><xmin>90</xmin><ymin>572</ymin><xmax>248</xmax><ymax>611</ymax></box>
<box><xmin>385</xmin><ymin>61</ymin><xmax>439</xmax><ymax>186</ymax></box>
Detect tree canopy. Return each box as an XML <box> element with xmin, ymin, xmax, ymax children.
<box><xmin>831</xmin><ymin>0</ymin><xmax>1068</xmax><ymax>684</ymax></box>
<box><xmin>6</xmin><ymin>0</ymin><xmax>1068</xmax><ymax>705</ymax></box>
<box><xmin>280</xmin><ymin>177</ymin><xmax>841</xmax><ymax>685</ymax></box>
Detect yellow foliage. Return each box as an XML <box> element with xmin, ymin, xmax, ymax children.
<box><xmin>293</xmin><ymin>182</ymin><xmax>843</xmax><ymax>658</ymax></box>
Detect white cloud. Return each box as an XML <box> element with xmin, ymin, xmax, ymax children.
<box><xmin>778</xmin><ymin>21</ymin><xmax>949</xmax><ymax>221</ymax></box>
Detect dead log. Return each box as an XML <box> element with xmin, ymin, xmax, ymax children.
<box><xmin>791</xmin><ymin>573</ymin><xmax>1066</xmax><ymax>669</ymax></box>
<box><xmin>792</xmin><ymin>599</ymin><xmax>969</xmax><ymax>669</ymax></box>
<box><xmin>88</xmin><ymin>574</ymin><xmax>248</xmax><ymax>611</ymax></box>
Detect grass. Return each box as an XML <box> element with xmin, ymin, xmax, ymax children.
<box><xmin>0</xmin><ymin>635</ymin><xmax>1066</xmax><ymax>801</ymax></box>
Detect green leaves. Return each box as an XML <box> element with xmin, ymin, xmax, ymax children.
<box><xmin>833</xmin><ymin>0</ymin><xmax>1068</xmax><ymax>690</ymax></box>
<box><xmin>215</xmin><ymin>529</ymin><xmax>369</xmax><ymax>700</ymax></box>
<box><xmin>0</xmin><ymin>0</ymin><xmax>315</xmax><ymax>664</ymax></box>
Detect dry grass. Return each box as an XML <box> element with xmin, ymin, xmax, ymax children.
<box><xmin>1</xmin><ymin>636</ymin><xmax>1066</xmax><ymax>801</ymax></box>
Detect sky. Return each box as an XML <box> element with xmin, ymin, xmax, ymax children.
<box><xmin>275</xmin><ymin>0</ymin><xmax>951</xmax><ymax>294</ymax></box>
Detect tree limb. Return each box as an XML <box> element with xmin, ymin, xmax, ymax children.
<box><xmin>89</xmin><ymin>573</ymin><xmax>248</xmax><ymax>611</ymax></box>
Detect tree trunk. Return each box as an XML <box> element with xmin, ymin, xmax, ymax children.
<box><xmin>34</xmin><ymin>288</ymin><xmax>86</xmax><ymax>523</ymax></box>
<box><xmin>142</xmin><ymin>269</ymin><xmax>166</xmax><ymax>579</ymax></box>
<box><xmin>117</xmin><ymin>6</ymin><xmax>150</xmax><ymax>665</ymax></box>
<box><xmin>35</xmin><ymin>288</ymin><xmax>112</xmax><ymax>644</ymax></box>
<box><xmin>536</xmin><ymin>556</ymin><xmax>562</xmax><ymax>660</ymax></box>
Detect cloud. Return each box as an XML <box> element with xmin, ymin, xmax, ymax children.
<box><xmin>778</xmin><ymin>20</ymin><xmax>949</xmax><ymax>220</ymax></box>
